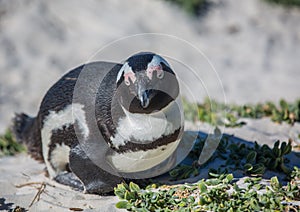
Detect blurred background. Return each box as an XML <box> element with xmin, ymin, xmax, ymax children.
<box><xmin>0</xmin><ymin>0</ymin><xmax>299</xmax><ymax>133</ymax></box>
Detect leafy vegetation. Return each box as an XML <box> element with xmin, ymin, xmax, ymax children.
<box><xmin>115</xmin><ymin>168</ymin><xmax>300</xmax><ymax>211</ymax></box>
<box><xmin>164</xmin><ymin>0</ymin><xmax>208</xmax><ymax>16</ymax></box>
<box><xmin>183</xmin><ymin>98</ymin><xmax>300</xmax><ymax>127</ymax></box>
<box><xmin>264</xmin><ymin>0</ymin><xmax>300</xmax><ymax>7</ymax></box>
<box><xmin>164</xmin><ymin>0</ymin><xmax>300</xmax><ymax>17</ymax></box>
<box><xmin>0</xmin><ymin>129</ymin><xmax>25</xmax><ymax>156</ymax></box>
<box><xmin>169</xmin><ymin>132</ymin><xmax>294</xmax><ymax>181</ymax></box>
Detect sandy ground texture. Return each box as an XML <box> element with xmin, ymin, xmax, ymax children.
<box><xmin>0</xmin><ymin>155</ymin><xmax>125</xmax><ymax>212</ymax></box>
<box><xmin>0</xmin><ymin>0</ymin><xmax>300</xmax><ymax>211</ymax></box>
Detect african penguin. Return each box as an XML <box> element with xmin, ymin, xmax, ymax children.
<box><xmin>12</xmin><ymin>52</ymin><xmax>184</xmax><ymax>194</ymax></box>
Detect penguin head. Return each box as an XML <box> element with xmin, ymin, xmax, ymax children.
<box><xmin>116</xmin><ymin>52</ymin><xmax>179</xmax><ymax>114</ymax></box>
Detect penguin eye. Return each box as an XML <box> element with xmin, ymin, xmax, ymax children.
<box><xmin>146</xmin><ymin>65</ymin><xmax>164</xmax><ymax>80</ymax></box>
<box><xmin>156</xmin><ymin>69</ymin><xmax>164</xmax><ymax>79</ymax></box>
<box><xmin>124</xmin><ymin>71</ymin><xmax>136</xmax><ymax>86</ymax></box>
<box><xmin>124</xmin><ymin>79</ymin><xmax>130</xmax><ymax>86</ymax></box>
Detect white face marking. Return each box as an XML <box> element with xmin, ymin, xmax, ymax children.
<box><xmin>50</xmin><ymin>143</ymin><xmax>71</xmax><ymax>173</ymax></box>
<box><xmin>108</xmin><ymin>138</ymin><xmax>181</xmax><ymax>173</ymax></box>
<box><xmin>146</xmin><ymin>55</ymin><xmax>170</xmax><ymax>80</ymax></box>
<box><xmin>41</xmin><ymin>103</ymin><xmax>89</xmax><ymax>178</ymax></box>
<box><xmin>110</xmin><ymin>97</ymin><xmax>183</xmax><ymax>148</ymax></box>
<box><xmin>117</xmin><ymin>62</ymin><xmax>136</xmax><ymax>85</ymax></box>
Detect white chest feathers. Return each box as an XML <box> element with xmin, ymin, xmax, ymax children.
<box><xmin>108</xmin><ymin>138</ymin><xmax>181</xmax><ymax>173</ymax></box>
<box><xmin>110</xmin><ymin>97</ymin><xmax>184</xmax><ymax>148</ymax></box>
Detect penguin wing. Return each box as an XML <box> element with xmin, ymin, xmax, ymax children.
<box><xmin>37</xmin><ymin>61</ymin><xmax>122</xmax><ymax>178</ymax></box>
<box><xmin>38</xmin><ymin>61</ymin><xmax>121</xmax><ymax>122</ymax></box>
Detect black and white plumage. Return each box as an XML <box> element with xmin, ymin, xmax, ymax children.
<box><xmin>13</xmin><ymin>52</ymin><xmax>184</xmax><ymax>194</ymax></box>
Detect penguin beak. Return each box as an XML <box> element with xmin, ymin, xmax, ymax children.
<box><xmin>138</xmin><ymin>90</ymin><xmax>150</xmax><ymax>109</ymax></box>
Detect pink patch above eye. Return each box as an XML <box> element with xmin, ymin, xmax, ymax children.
<box><xmin>124</xmin><ymin>71</ymin><xmax>136</xmax><ymax>85</ymax></box>
<box><xmin>146</xmin><ymin>65</ymin><xmax>164</xmax><ymax>80</ymax></box>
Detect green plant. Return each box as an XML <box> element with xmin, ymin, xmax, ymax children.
<box><xmin>264</xmin><ymin>0</ymin><xmax>300</xmax><ymax>7</ymax></box>
<box><xmin>184</xmin><ymin>98</ymin><xmax>300</xmax><ymax>127</ymax></box>
<box><xmin>115</xmin><ymin>172</ymin><xmax>300</xmax><ymax>211</ymax></box>
<box><xmin>164</xmin><ymin>0</ymin><xmax>208</xmax><ymax>16</ymax></box>
<box><xmin>229</xmin><ymin>140</ymin><xmax>292</xmax><ymax>175</ymax></box>
<box><xmin>168</xmin><ymin>131</ymin><xmax>294</xmax><ymax>181</ymax></box>
<box><xmin>0</xmin><ymin>129</ymin><xmax>25</xmax><ymax>156</ymax></box>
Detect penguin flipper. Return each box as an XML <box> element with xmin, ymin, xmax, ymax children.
<box><xmin>69</xmin><ymin>145</ymin><xmax>123</xmax><ymax>195</ymax></box>
<box><xmin>54</xmin><ymin>171</ymin><xmax>84</xmax><ymax>191</ymax></box>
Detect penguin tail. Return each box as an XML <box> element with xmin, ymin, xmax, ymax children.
<box><xmin>12</xmin><ymin>113</ymin><xmax>44</xmax><ymax>161</ymax></box>
<box><xmin>12</xmin><ymin>113</ymin><xmax>33</xmax><ymax>142</ymax></box>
